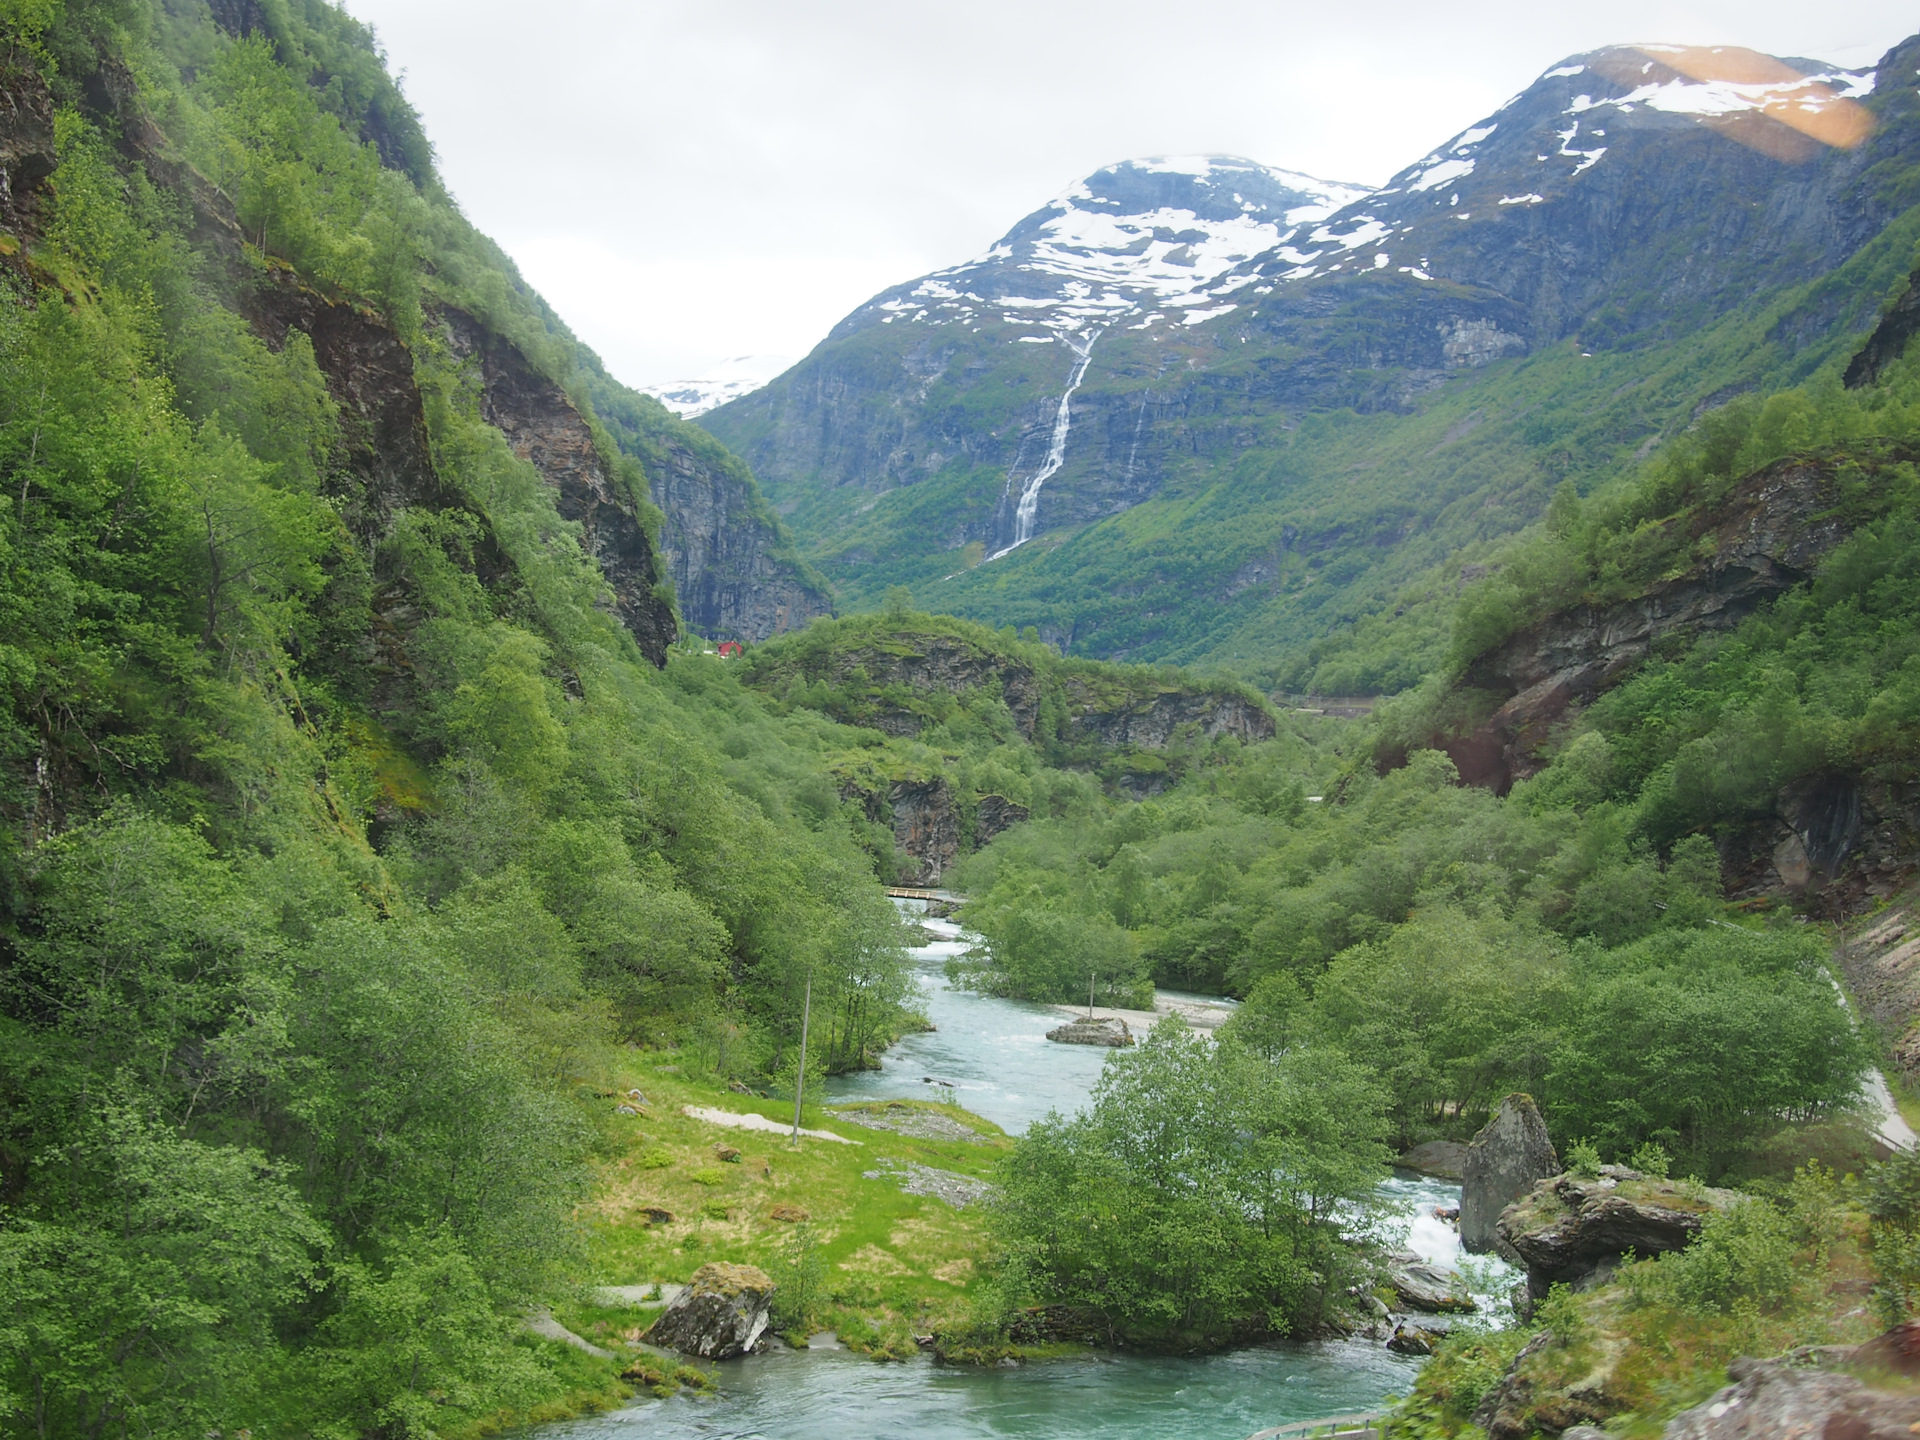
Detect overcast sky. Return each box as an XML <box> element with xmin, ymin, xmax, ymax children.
<box><xmin>337</xmin><ymin>0</ymin><xmax>1917</xmax><ymax>390</ymax></box>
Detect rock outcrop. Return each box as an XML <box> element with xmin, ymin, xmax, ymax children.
<box><xmin>1060</xmin><ymin>679</ymin><xmax>1275</xmax><ymax>749</ymax></box>
<box><xmin>1663</xmin><ymin>1357</ymin><xmax>1920</xmax><ymax>1440</ymax></box>
<box><xmin>1846</xmin><ymin>263</ymin><xmax>1920</xmax><ymax>389</ymax></box>
<box><xmin>646</xmin><ymin>1261</ymin><xmax>776</xmax><ymax>1359</ymax></box>
<box><xmin>1439</xmin><ymin>456</ymin><xmax>1873</xmax><ymax>794</ymax></box>
<box><xmin>1461</xmin><ymin>1094</ymin><xmax>1559</xmax><ymax>1255</ymax></box>
<box><xmin>1472</xmin><ymin>1329</ymin><xmax>1625</xmax><ymax>1440</ymax></box>
<box><xmin>441</xmin><ymin>307</ymin><xmax>677</xmax><ymax>665</ymax></box>
<box><xmin>0</xmin><ymin>56</ymin><xmax>55</xmax><ymax>246</ymax></box>
<box><xmin>975</xmin><ymin>794</ymin><xmax>1031</xmax><ymax>846</ymax></box>
<box><xmin>1499</xmin><ymin>1170</ymin><xmax>1741</xmax><ymax>1299</ymax></box>
<box><xmin>749</xmin><ymin>628</ymin><xmax>1274</xmax><ymax>750</ymax></box>
<box><xmin>1837</xmin><ymin>889</ymin><xmax>1920</xmax><ymax>1088</ymax></box>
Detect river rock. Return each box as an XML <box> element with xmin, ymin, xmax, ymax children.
<box><xmin>645</xmin><ymin>1261</ymin><xmax>776</xmax><ymax>1359</ymax></box>
<box><xmin>1388</xmin><ymin>1321</ymin><xmax>1448</xmax><ymax>1355</ymax></box>
<box><xmin>1499</xmin><ymin>1173</ymin><xmax>1741</xmax><ymax>1294</ymax></box>
<box><xmin>1460</xmin><ymin>1094</ymin><xmax>1559</xmax><ymax>1256</ymax></box>
<box><xmin>1384</xmin><ymin>1251</ymin><xmax>1476</xmax><ymax>1313</ymax></box>
<box><xmin>1046</xmin><ymin>1016</ymin><xmax>1134</xmax><ymax>1046</ymax></box>
<box><xmin>1397</xmin><ymin>1140</ymin><xmax>1470</xmax><ymax>1179</ymax></box>
<box><xmin>1663</xmin><ymin>1357</ymin><xmax>1920</xmax><ymax>1440</ymax></box>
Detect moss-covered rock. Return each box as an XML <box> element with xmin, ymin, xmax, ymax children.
<box><xmin>645</xmin><ymin>1261</ymin><xmax>777</xmax><ymax>1359</ymax></box>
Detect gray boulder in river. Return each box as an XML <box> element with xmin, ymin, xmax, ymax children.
<box><xmin>1046</xmin><ymin>1016</ymin><xmax>1134</xmax><ymax>1046</ymax></box>
<box><xmin>1383</xmin><ymin>1250</ymin><xmax>1475</xmax><ymax>1313</ymax></box>
<box><xmin>646</xmin><ymin>1262</ymin><xmax>776</xmax><ymax>1359</ymax></box>
<box><xmin>1460</xmin><ymin>1094</ymin><xmax>1558</xmax><ymax>1255</ymax></box>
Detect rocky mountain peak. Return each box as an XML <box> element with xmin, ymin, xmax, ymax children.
<box><xmin>852</xmin><ymin>154</ymin><xmax>1369</xmax><ymax>343</ymax></box>
<box><xmin>1254</xmin><ymin>44</ymin><xmax>1878</xmax><ymax>325</ymax></box>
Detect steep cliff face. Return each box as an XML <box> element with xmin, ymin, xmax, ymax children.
<box><xmin>1846</xmin><ymin>263</ymin><xmax>1920</xmax><ymax>388</ymax></box>
<box><xmin>0</xmin><ymin>55</ymin><xmax>54</xmax><ymax>243</ymax></box>
<box><xmin>585</xmin><ymin>383</ymin><xmax>833</xmax><ymax>644</ymax></box>
<box><xmin>1438</xmin><ymin>454</ymin><xmax>1874</xmax><ymax>793</ymax></box>
<box><xmin>242</xmin><ymin>279</ymin><xmax>520</xmax><ymax>714</ymax></box>
<box><xmin>441</xmin><ymin>308</ymin><xmax>676</xmax><ymax>665</ymax></box>
<box><xmin>190</xmin><ymin>0</ymin><xmax>812</xmax><ymax>663</ymax></box>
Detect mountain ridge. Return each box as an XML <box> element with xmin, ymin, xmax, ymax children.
<box><xmin>701</xmin><ymin>35</ymin><xmax>1920</xmax><ymax>682</ymax></box>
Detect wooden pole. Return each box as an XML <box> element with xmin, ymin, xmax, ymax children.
<box><xmin>791</xmin><ymin>967</ymin><xmax>813</xmax><ymax>1147</ymax></box>
<box><xmin>1088</xmin><ymin>971</ymin><xmax>1095</xmax><ymax>1020</ymax></box>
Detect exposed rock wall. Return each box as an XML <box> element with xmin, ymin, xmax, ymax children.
<box><xmin>646</xmin><ymin>432</ymin><xmax>833</xmax><ymax>642</ymax></box>
<box><xmin>770</xmin><ymin>632</ymin><xmax>1272</xmax><ymax>749</ymax></box>
<box><xmin>1439</xmin><ymin>455</ymin><xmax>1877</xmax><ymax>794</ymax></box>
<box><xmin>1060</xmin><ymin>680</ymin><xmax>1275</xmax><ymax>749</ymax></box>
<box><xmin>818</xmin><ymin>635</ymin><xmax>1045</xmax><ymax>738</ymax></box>
<box><xmin>0</xmin><ymin>56</ymin><xmax>55</xmax><ymax>244</ymax></box>
<box><xmin>441</xmin><ymin>308</ymin><xmax>676</xmax><ymax>665</ymax></box>
<box><xmin>1846</xmin><ymin>264</ymin><xmax>1920</xmax><ymax>389</ymax></box>
<box><xmin>840</xmin><ymin>775</ymin><xmax>961</xmax><ymax>884</ymax></box>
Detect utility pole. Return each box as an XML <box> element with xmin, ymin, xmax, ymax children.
<box><xmin>1088</xmin><ymin>971</ymin><xmax>1096</xmax><ymax>1020</ymax></box>
<box><xmin>790</xmin><ymin>966</ymin><xmax>813</xmax><ymax>1148</ymax></box>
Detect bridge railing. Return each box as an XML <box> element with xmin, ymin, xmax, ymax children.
<box><xmin>1244</xmin><ymin>1410</ymin><xmax>1386</xmax><ymax>1440</ymax></box>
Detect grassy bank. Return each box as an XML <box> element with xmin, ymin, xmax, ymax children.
<box><xmin>570</xmin><ymin>1053</ymin><xmax>1010</xmax><ymax>1359</ymax></box>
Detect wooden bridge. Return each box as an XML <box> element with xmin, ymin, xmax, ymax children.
<box><xmin>884</xmin><ymin>886</ymin><xmax>965</xmax><ymax>903</ymax></box>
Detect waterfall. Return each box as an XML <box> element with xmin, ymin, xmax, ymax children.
<box><xmin>989</xmin><ymin>329</ymin><xmax>1100</xmax><ymax>559</ymax></box>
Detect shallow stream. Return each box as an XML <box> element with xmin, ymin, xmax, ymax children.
<box><xmin>542</xmin><ymin>912</ymin><xmax>1492</xmax><ymax>1439</ymax></box>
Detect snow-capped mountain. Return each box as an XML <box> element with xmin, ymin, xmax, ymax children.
<box><xmin>702</xmin><ymin>31</ymin><xmax>1920</xmax><ymax>660</ymax></box>
<box><xmin>1251</xmin><ymin>44</ymin><xmax>1875</xmax><ymax>293</ymax></box>
<box><xmin>854</xmin><ymin>157</ymin><xmax>1370</xmax><ymax>341</ymax></box>
<box><xmin>643</xmin><ymin>354</ymin><xmax>795</xmax><ymax>418</ymax></box>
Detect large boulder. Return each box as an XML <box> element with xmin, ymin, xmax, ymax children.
<box><xmin>1663</xmin><ymin>1357</ymin><xmax>1920</xmax><ymax>1440</ymax></box>
<box><xmin>1384</xmin><ymin>1250</ymin><xmax>1476</xmax><ymax>1313</ymax></box>
<box><xmin>1499</xmin><ymin>1170</ymin><xmax>1741</xmax><ymax>1298</ymax></box>
<box><xmin>1046</xmin><ymin>1016</ymin><xmax>1134</xmax><ymax>1047</ymax></box>
<box><xmin>1460</xmin><ymin>1094</ymin><xmax>1559</xmax><ymax>1255</ymax></box>
<box><xmin>645</xmin><ymin>1262</ymin><xmax>776</xmax><ymax>1359</ymax></box>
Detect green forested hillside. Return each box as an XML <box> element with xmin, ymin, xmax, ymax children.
<box><xmin>0</xmin><ymin>1</ymin><xmax>908</xmax><ymax>1431</ymax></box>
<box><xmin>6</xmin><ymin>0</ymin><xmax>1920</xmax><ymax>1429</ymax></box>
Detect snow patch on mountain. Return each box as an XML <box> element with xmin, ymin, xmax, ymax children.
<box><xmin>643</xmin><ymin>355</ymin><xmax>793</xmax><ymax>418</ymax></box>
<box><xmin>867</xmin><ymin>156</ymin><xmax>1370</xmax><ymax>339</ymax></box>
<box><xmin>846</xmin><ymin>43</ymin><xmax>1879</xmax><ymax>354</ymax></box>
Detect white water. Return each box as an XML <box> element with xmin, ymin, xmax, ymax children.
<box><xmin>542</xmin><ymin>910</ymin><xmax>1507</xmax><ymax>1439</ymax></box>
<box><xmin>990</xmin><ymin>329</ymin><xmax>1101</xmax><ymax>559</ymax></box>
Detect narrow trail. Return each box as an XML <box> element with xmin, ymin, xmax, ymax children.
<box><xmin>989</xmin><ymin>328</ymin><xmax>1101</xmax><ymax>559</ymax></box>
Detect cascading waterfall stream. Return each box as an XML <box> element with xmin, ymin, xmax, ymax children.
<box><xmin>989</xmin><ymin>328</ymin><xmax>1101</xmax><ymax>559</ymax></box>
